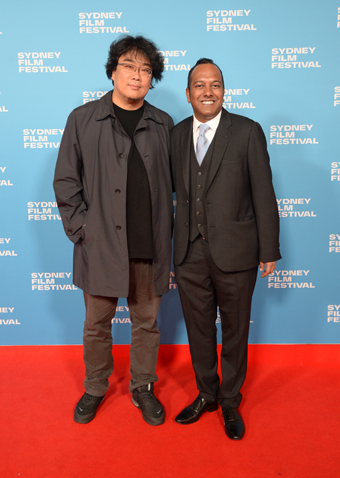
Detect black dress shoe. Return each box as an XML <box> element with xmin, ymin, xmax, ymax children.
<box><xmin>175</xmin><ymin>395</ymin><xmax>218</xmax><ymax>424</ymax></box>
<box><xmin>222</xmin><ymin>406</ymin><xmax>245</xmax><ymax>440</ymax></box>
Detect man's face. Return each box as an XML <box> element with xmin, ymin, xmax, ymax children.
<box><xmin>111</xmin><ymin>50</ymin><xmax>152</xmax><ymax>110</ymax></box>
<box><xmin>186</xmin><ymin>63</ymin><xmax>224</xmax><ymax>123</ymax></box>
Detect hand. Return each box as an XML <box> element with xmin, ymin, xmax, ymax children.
<box><xmin>259</xmin><ymin>261</ymin><xmax>276</xmax><ymax>278</ymax></box>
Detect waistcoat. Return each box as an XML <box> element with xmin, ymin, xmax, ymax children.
<box><xmin>189</xmin><ymin>140</ymin><xmax>214</xmax><ymax>242</ymax></box>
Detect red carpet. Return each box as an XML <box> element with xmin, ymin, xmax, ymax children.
<box><xmin>1</xmin><ymin>345</ymin><xmax>339</xmax><ymax>477</ymax></box>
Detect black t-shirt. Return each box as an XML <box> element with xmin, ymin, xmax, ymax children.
<box><xmin>113</xmin><ymin>103</ymin><xmax>153</xmax><ymax>259</ymax></box>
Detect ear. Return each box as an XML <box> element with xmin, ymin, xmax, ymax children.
<box><xmin>111</xmin><ymin>69</ymin><xmax>116</xmax><ymax>82</ymax></box>
<box><xmin>185</xmin><ymin>88</ymin><xmax>191</xmax><ymax>104</ymax></box>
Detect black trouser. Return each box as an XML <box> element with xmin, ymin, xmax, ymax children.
<box><xmin>175</xmin><ymin>237</ymin><xmax>257</xmax><ymax>408</ymax></box>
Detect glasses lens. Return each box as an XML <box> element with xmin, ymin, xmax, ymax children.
<box><xmin>120</xmin><ymin>64</ymin><xmax>151</xmax><ymax>77</ymax></box>
<box><xmin>122</xmin><ymin>64</ymin><xmax>135</xmax><ymax>72</ymax></box>
<box><xmin>140</xmin><ymin>68</ymin><xmax>152</xmax><ymax>77</ymax></box>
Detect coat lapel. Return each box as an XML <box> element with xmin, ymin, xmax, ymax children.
<box><xmin>206</xmin><ymin>109</ymin><xmax>232</xmax><ymax>189</ymax></box>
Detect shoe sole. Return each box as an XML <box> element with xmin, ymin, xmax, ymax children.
<box><xmin>74</xmin><ymin>397</ymin><xmax>105</xmax><ymax>424</ymax></box>
<box><xmin>131</xmin><ymin>396</ymin><xmax>165</xmax><ymax>426</ymax></box>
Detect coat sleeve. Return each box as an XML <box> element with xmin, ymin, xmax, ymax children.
<box><xmin>247</xmin><ymin>122</ymin><xmax>281</xmax><ymax>263</ymax></box>
<box><xmin>53</xmin><ymin>111</ymin><xmax>87</xmax><ymax>244</ymax></box>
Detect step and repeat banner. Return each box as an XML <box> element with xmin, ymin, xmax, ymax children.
<box><xmin>0</xmin><ymin>1</ymin><xmax>339</xmax><ymax>345</ymax></box>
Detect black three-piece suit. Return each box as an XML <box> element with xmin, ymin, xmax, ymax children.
<box><xmin>171</xmin><ymin>108</ymin><xmax>281</xmax><ymax>408</ymax></box>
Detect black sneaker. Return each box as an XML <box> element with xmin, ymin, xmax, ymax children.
<box><xmin>74</xmin><ymin>392</ymin><xmax>105</xmax><ymax>424</ymax></box>
<box><xmin>131</xmin><ymin>383</ymin><xmax>165</xmax><ymax>426</ymax></box>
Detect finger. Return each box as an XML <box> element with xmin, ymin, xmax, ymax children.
<box><xmin>266</xmin><ymin>262</ymin><xmax>277</xmax><ymax>274</ymax></box>
<box><xmin>261</xmin><ymin>261</ymin><xmax>276</xmax><ymax>278</ymax></box>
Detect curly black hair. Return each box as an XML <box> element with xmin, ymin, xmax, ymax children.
<box><xmin>105</xmin><ymin>35</ymin><xmax>164</xmax><ymax>88</ymax></box>
<box><xmin>187</xmin><ymin>58</ymin><xmax>225</xmax><ymax>90</ymax></box>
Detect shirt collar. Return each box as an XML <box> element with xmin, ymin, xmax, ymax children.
<box><xmin>193</xmin><ymin>110</ymin><xmax>222</xmax><ymax>133</ymax></box>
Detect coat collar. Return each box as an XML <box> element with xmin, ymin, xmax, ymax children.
<box><xmin>95</xmin><ymin>90</ymin><xmax>163</xmax><ymax>124</ymax></box>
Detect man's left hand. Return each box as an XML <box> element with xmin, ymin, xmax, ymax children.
<box><xmin>259</xmin><ymin>261</ymin><xmax>277</xmax><ymax>278</ymax></box>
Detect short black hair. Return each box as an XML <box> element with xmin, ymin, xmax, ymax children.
<box><xmin>187</xmin><ymin>58</ymin><xmax>225</xmax><ymax>90</ymax></box>
<box><xmin>105</xmin><ymin>35</ymin><xmax>164</xmax><ymax>88</ymax></box>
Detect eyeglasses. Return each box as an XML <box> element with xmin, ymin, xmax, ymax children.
<box><xmin>117</xmin><ymin>63</ymin><xmax>152</xmax><ymax>77</ymax></box>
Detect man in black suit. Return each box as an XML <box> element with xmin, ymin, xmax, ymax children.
<box><xmin>171</xmin><ymin>59</ymin><xmax>281</xmax><ymax>439</ymax></box>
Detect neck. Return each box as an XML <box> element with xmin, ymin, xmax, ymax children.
<box><xmin>111</xmin><ymin>91</ymin><xmax>144</xmax><ymax>110</ymax></box>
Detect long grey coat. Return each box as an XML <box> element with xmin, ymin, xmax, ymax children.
<box><xmin>53</xmin><ymin>91</ymin><xmax>174</xmax><ymax>297</ymax></box>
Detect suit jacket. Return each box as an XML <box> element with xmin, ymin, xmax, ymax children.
<box><xmin>53</xmin><ymin>91</ymin><xmax>174</xmax><ymax>298</ymax></box>
<box><xmin>171</xmin><ymin>108</ymin><xmax>281</xmax><ymax>272</ymax></box>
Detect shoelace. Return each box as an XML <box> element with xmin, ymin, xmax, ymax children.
<box><xmin>139</xmin><ymin>391</ymin><xmax>158</xmax><ymax>403</ymax></box>
<box><xmin>223</xmin><ymin>408</ymin><xmax>237</xmax><ymax>421</ymax></box>
<box><xmin>192</xmin><ymin>396</ymin><xmax>205</xmax><ymax>411</ymax></box>
<box><xmin>83</xmin><ymin>393</ymin><xmax>102</xmax><ymax>404</ymax></box>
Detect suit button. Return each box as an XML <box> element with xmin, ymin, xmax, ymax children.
<box><xmin>197</xmin><ymin>184</ymin><xmax>202</xmax><ymax>188</ymax></box>
<box><xmin>116</xmin><ymin>225</ymin><xmax>122</xmax><ymax>230</ymax></box>
<box><xmin>198</xmin><ymin>224</ymin><xmax>201</xmax><ymax>227</ymax></box>
<box><xmin>115</xmin><ymin>189</ymin><xmax>121</xmax><ymax>194</ymax></box>
<box><xmin>119</xmin><ymin>153</ymin><xmax>124</xmax><ymax>158</ymax></box>
<box><xmin>196</xmin><ymin>198</ymin><xmax>200</xmax><ymax>202</ymax></box>
<box><xmin>185</xmin><ymin>222</ymin><xmax>189</xmax><ymax>227</ymax></box>
<box><xmin>186</xmin><ymin>200</ymin><xmax>189</xmax><ymax>204</ymax></box>
<box><xmin>198</xmin><ymin>172</ymin><xmax>202</xmax><ymax>176</ymax></box>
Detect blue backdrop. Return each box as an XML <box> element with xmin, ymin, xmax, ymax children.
<box><xmin>1</xmin><ymin>0</ymin><xmax>339</xmax><ymax>345</ymax></box>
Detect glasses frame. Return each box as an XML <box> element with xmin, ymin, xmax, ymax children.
<box><xmin>117</xmin><ymin>63</ymin><xmax>153</xmax><ymax>78</ymax></box>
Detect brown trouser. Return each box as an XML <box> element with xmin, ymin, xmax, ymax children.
<box><xmin>83</xmin><ymin>260</ymin><xmax>161</xmax><ymax>397</ymax></box>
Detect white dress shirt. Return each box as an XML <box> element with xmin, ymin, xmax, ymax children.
<box><xmin>192</xmin><ymin>110</ymin><xmax>222</xmax><ymax>152</ymax></box>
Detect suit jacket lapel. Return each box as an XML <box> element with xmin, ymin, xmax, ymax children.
<box><xmin>180</xmin><ymin>118</ymin><xmax>193</xmax><ymax>196</ymax></box>
<box><xmin>206</xmin><ymin>109</ymin><xmax>232</xmax><ymax>189</ymax></box>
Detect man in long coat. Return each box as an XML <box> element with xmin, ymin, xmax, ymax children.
<box><xmin>53</xmin><ymin>35</ymin><xmax>173</xmax><ymax>426</ymax></box>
